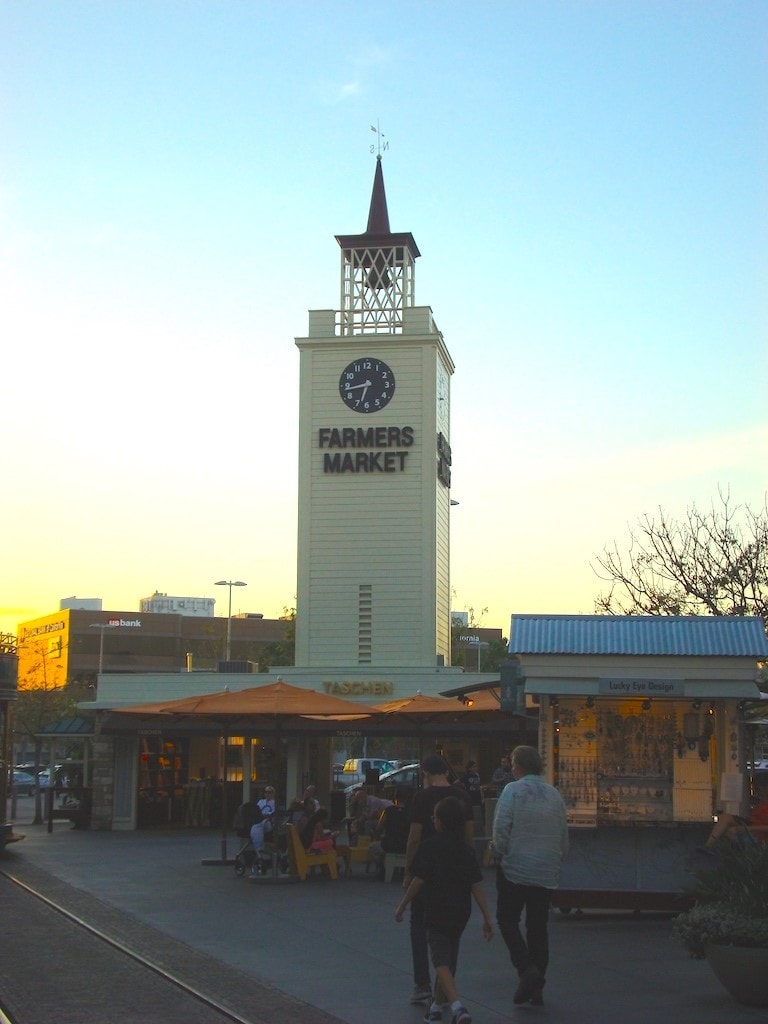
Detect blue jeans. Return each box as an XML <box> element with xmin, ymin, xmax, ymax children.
<box><xmin>495</xmin><ymin>866</ymin><xmax>552</xmax><ymax>978</ymax></box>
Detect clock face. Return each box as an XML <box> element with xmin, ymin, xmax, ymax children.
<box><xmin>339</xmin><ymin>358</ymin><xmax>396</xmax><ymax>414</ymax></box>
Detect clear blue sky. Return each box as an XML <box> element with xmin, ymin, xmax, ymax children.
<box><xmin>2</xmin><ymin>1</ymin><xmax>766</xmax><ymax>637</ymax></box>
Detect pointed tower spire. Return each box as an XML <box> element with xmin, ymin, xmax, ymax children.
<box><xmin>366</xmin><ymin>156</ymin><xmax>391</xmax><ymax>234</ymax></box>
<box><xmin>335</xmin><ymin>156</ymin><xmax>420</xmax><ymax>334</ymax></box>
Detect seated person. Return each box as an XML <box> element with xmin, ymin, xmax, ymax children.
<box><xmin>248</xmin><ymin>807</ymin><xmax>273</xmax><ymax>875</ymax></box>
<box><xmin>257</xmin><ymin>785</ymin><xmax>277</xmax><ymax>838</ymax></box>
<box><xmin>369</xmin><ymin>788</ymin><xmax>411</xmax><ymax>876</ymax></box>
<box><xmin>280</xmin><ymin>798</ymin><xmax>307</xmax><ymax>871</ymax></box>
<box><xmin>350</xmin><ymin>789</ymin><xmax>393</xmax><ymax>841</ymax></box>
<box><xmin>702</xmin><ymin>781</ymin><xmax>768</xmax><ymax>847</ymax></box>
<box><xmin>300</xmin><ymin>807</ymin><xmax>351</xmax><ymax>863</ymax></box>
<box><xmin>285</xmin><ymin>797</ymin><xmax>305</xmax><ymax>826</ymax></box>
<box><xmin>287</xmin><ymin>795</ymin><xmax>316</xmax><ymax>833</ymax></box>
<box><xmin>302</xmin><ymin>784</ymin><xmax>321</xmax><ymax>812</ymax></box>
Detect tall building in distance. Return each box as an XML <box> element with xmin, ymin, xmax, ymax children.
<box><xmin>294</xmin><ymin>157</ymin><xmax>455</xmax><ymax>671</ymax></box>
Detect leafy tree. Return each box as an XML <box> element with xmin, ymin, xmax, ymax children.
<box><xmin>256</xmin><ymin>607</ymin><xmax>296</xmax><ymax>671</ymax></box>
<box><xmin>450</xmin><ymin>606</ymin><xmax>509</xmax><ymax>672</ymax></box>
<box><xmin>593</xmin><ymin>490</ymin><xmax>768</xmax><ymax>622</ymax></box>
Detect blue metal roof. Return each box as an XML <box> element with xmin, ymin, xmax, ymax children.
<box><xmin>508</xmin><ymin>615</ymin><xmax>768</xmax><ymax>657</ymax></box>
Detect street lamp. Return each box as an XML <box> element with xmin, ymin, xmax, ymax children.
<box><xmin>470</xmin><ymin>640</ymin><xmax>489</xmax><ymax>673</ymax></box>
<box><xmin>89</xmin><ymin>622</ymin><xmax>118</xmax><ymax>676</ymax></box>
<box><xmin>215</xmin><ymin>580</ymin><xmax>247</xmax><ymax>661</ymax></box>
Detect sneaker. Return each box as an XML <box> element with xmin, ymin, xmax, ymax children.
<box><xmin>411</xmin><ymin>986</ymin><xmax>432</xmax><ymax>1004</ymax></box>
<box><xmin>423</xmin><ymin>1009</ymin><xmax>442</xmax><ymax>1023</ymax></box>
<box><xmin>451</xmin><ymin>1008</ymin><xmax>471</xmax><ymax>1024</ymax></box>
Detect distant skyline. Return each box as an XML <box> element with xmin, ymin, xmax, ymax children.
<box><xmin>2</xmin><ymin>1</ymin><xmax>766</xmax><ymax>641</ymax></box>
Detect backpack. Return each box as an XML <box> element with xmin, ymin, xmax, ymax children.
<box><xmin>233</xmin><ymin>800</ymin><xmax>264</xmax><ymax>838</ymax></box>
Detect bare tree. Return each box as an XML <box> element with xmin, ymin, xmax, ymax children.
<box><xmin>593</xmin><ymin>490</ymin><xmax>768</xmax><ymax>621</ymax></box>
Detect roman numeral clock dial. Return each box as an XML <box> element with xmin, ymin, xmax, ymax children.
<box><xmin>339</xmin><ymin>358</ymin><xmax>395</xmax><ymax>414</ymax></box>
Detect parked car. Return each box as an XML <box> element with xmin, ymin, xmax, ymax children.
<box><xmin>38</xmin><ymin>764</ymin><xmax>84</xmax><ymax>790</ymax></box>
<box><xmin>11</xmin><ymin>770</ymin><xmax>36</xmax><ymax>795</ymax></box>
<box><xmin>335</xmin><ymin>758</ymin><xmax>397</xmax><ymax>789</ymax></box>
<box><xmin>343</xmin><ymin>762</ymin><xmax>421</xmax><ymax>795</ymax></box>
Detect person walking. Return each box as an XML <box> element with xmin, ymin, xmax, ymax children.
<box><xmin>492</xmin><ymin>745</ymin><xmax>568</xmax><ymax>1007</ymax></box>
<box><xmin>395</xmin><ymin>796</ymin><xmax>494</xmax><ymax>1024</ymax></box>
<box><xmin>404</xmin><ymin>753</ymin><xmax>474</xmax><ymax>1007</ymax></box>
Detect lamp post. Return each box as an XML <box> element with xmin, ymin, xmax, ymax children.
<box><xmin>89</xmin><ymin>622</ymin><xmax>118</xmax><ymax>677</ymax></box>
<box><xmin>215</xmin><ymin>580</ymin><xmax>247</xmax><ymax>661</ymax></box>
<box><xmin>470</xmin><ymin>640</ymin><xmax>489</xmax><ymax>673</ymax></box>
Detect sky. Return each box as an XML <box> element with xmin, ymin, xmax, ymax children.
<box><xmin>1</xmin><ymin>1</ymin><xmax>766</xmax><ymax>640</ymax></box>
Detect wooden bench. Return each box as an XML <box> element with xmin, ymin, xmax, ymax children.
<box><xmin>285</xmin><ymin>823</ymin><xmax>339</xmax><ymax>880</ymax></box>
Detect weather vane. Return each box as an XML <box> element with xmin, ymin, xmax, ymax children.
<box><xmin>370</xmin><ymin>120</ymin><xmax>389</xmax><ymax>157</ymax></box>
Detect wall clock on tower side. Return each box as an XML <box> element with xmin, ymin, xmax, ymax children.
<box><xmin>338</xmin><ymin>357</ymin><xmax>395</xmax><ymax>414</ymax></box>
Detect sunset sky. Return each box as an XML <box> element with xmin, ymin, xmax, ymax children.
<box><xmin>2</xmin><ymin>1</ymin><xmax>765</xmax><ymax>640</ymax></box>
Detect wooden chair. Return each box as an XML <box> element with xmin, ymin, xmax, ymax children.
<box><xmin>285</xmin><ymin>823</ymin><xmax>339</xmax><ymax>881</ymax></box>
<box><xmin>345</xmin><ymin>835</ymin><xmax>373</xmax><ymax>877</ymax></box>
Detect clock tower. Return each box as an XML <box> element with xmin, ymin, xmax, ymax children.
<box><xmin>295</xmin><ymin>158</ymin><xmax>454</xmax><ymax>674</ymax></box>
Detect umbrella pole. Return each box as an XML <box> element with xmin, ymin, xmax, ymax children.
<box><xmin>220</xmin><ymin>732</ymin><xmax>229</xmax><ymax>862</ymax></box>
<box><xmin>202</xmin><ymin>730</ymin><xmax>232</xmax><ymax>866</ymax></box>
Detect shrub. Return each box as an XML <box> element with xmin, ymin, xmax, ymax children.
<box><xmin>672</xmin><ymin>903</ymin><xmax>768</xmax><ymax>959</ymax></box>
<box><xmin>673</xmin><ymin>839</ymin><xmax>768</xmax><ymax>958</ymax></box>
<box><xmin>687</xmin><ymin>840</ymin><xmax>768</xmax><ymax>917</ymax></box>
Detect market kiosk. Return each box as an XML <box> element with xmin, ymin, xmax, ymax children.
<box><xmin>510</xmin><ymin>614</ymin><xmax>768</xmax><ymax>911</ymax></box>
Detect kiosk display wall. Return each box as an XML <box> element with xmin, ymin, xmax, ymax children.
<box><xmin>540</xmin><ymin>694</ymin><xmax>732</xmax><ymax>911</ymax></box>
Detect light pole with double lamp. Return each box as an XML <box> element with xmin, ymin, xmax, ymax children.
<box><xmin>215</xmin><ymin>580</ymin><xmax>247</xmax><ymax>661</ymax></box>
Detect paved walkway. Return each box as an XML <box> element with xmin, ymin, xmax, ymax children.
<box><xmin>2</xmin><ymin>814</ymin><xmax>766</xmax><ymax>1024</ymax></box>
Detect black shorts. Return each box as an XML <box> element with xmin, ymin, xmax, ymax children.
<box><xmin>427</xmin><ymin>927</ymin><xmax>462</xmax><ymax>971</ymax></box>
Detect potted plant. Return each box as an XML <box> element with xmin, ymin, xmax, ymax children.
<box><xmin>672</xmin><ymin>839</ymin><xmax>768</xmax><ymax>1007</ymax></box>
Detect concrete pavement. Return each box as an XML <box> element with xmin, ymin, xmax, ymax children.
<box><xmin>2</xmin><ymin>811</ymin><xmax>766</xmax><ymax>1024</ymax></box>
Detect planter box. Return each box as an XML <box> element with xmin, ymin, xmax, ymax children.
<box><xmin>706</xmin><ymin>944</ymin><xmax>768</xmax><ymax>1007</ymax></box>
